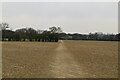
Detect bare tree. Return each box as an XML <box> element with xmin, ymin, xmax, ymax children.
<box><xmin>0</xmin><ymin>23</ymin><xmax>9</xmax><ymax>41</ymax></box>
<box><xmin>49</xmin><ymin>26</ymin><xmax>62</xmax><ymax>33</ymax></box>
<box><xmin>0</xmin><ymin>23</ymin><xmax>9</xmax><ymax>30</ymax></box>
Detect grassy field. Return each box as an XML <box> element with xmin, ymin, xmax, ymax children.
<box><xmin>2</xmin><ymin>40</ymin><xmax>118</xmax><ymax>78</ymax></box>
<box><xmin>63</xmin><ymin>40</ymin><xmax>118</xmax><ymax>78</ymax></box>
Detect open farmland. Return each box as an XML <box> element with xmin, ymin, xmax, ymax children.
<box><xmin>2</xmin><ymin>40</ymin><xmax>118</xmax><ymax>78</ymax></box>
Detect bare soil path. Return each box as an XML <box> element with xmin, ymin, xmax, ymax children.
<box><xmin>49</xmin><ymin>40</ymin><xmax>90</xmax><ymax>78</ymax></box>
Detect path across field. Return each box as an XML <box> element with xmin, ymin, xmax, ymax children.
<box><xmin>49</xmin><ymin>40</ymin><xmax>87</xmax><ymax>78</ymax></box>
<box><xmin>2</xmin><ymin>40</ymin><xmax>118</xmax><ymax>78</ymax></box>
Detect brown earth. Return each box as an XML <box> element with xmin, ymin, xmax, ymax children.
<box><xmin>2</xmin><ymin>40</ymin><xmax>118</xmax><ymax>78</ymax></box>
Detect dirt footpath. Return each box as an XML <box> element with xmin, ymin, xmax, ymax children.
<box><xmin>49</xmin><ymin>40</ymin><xmax>87</xmax><ymax>78</ymax></box>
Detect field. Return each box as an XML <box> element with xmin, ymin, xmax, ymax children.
<box><xmin>2</xmin><ymin>40</ymin><xmax>118</xmax><ymax>78</ymax></box>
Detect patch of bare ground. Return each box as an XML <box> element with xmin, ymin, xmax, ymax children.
<box><xmin>49</xmin><ymin>40</ymin><xmax>88</xmax><ymax>78</ymax></box>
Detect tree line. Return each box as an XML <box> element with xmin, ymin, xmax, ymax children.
<box><xmin>0</xmin><ymin>23</ymin><xmax>119</xmax><ymax>42</ymax></box>
<box><xmin>59</xmin><ymin>33</ymin><xmax>120</xmax><ymax>41</ymax></box>
<box><xmin>0</xmin><ymin>23</ymin><xmax>62</xmax><ymax>42</ymax></box>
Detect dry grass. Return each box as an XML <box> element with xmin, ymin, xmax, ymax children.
<box><xmin>2</xmin><ymin>42</ymin><xmax>59</xmax><ymax>78</ymax></box>
<box><xmin>64</xmin><ymin>40</ymin><xmax>118</xmax><ymax>78</ymax></box>
<box><xmin>2</xmin><ymin>40</ymin><xmax>118</xmax><ymax>78</ymax></box>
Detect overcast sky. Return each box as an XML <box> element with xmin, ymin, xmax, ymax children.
<box><xmin>2</xmin><ymin>2</ymin><xmax>118</xmax><ymax>34</ymax></box>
